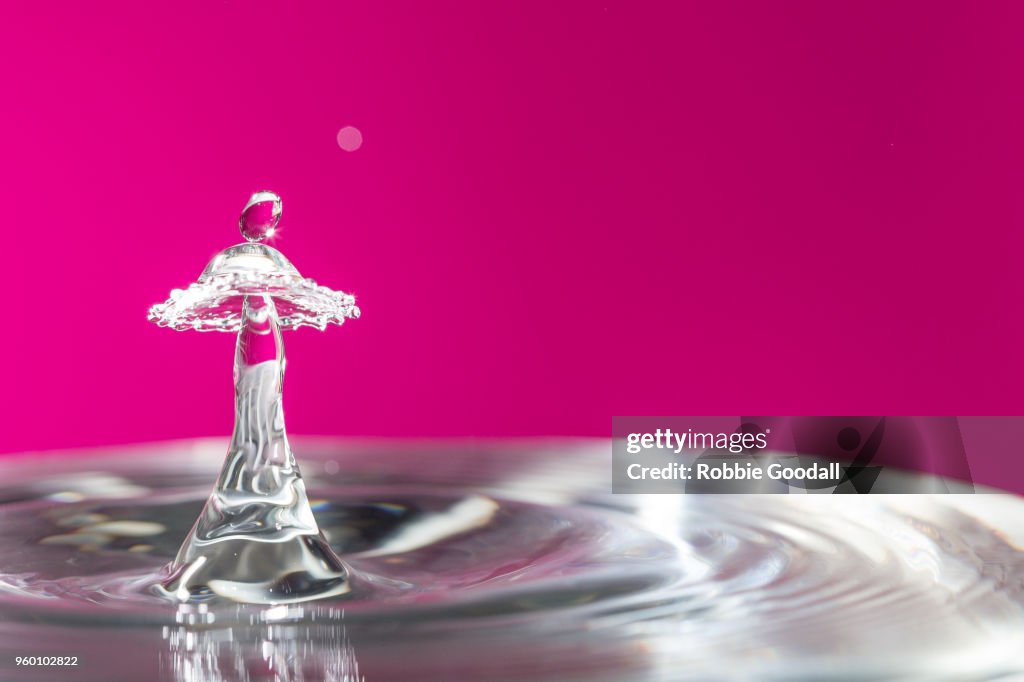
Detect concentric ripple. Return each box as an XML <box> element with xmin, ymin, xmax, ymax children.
<box><xmin>0</xmin><ymin>439</ymin><xmax>1022</xmax><ymax>681</ymax></box>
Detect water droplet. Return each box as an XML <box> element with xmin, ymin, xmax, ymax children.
<box><xmin>336</xmin><ymin>126</ymin><xmax>363</xmax><ymax>152</ymax></box>
<box><xmin>239</xmin><ymin>191</ymin><xmax>282</xmax><ymax>242</ymax></box>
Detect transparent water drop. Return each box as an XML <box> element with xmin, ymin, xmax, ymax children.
<box><xmin>239</xmin><ymin>191</ymin><xmax>283</xmax><ymax>242</ymax></box>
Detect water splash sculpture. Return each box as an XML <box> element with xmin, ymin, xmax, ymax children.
<box><xmin>148</xmin><ymin>192</ymin><xmax>360</xmax><ymax>603</ymax></box>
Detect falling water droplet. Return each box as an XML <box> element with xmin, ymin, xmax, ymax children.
<box><xmin>239</xmin><ymin>191</ymin><xmax>283</xmax><ymax>242</ymax></box>
<box><xmin>336</xmin><ymin>126</ymin><xmax>363</xmax><ymax>152</ymax></box>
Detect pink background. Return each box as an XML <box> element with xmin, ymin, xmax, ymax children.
<box><xmin>4</xmin><ymin>3</ymin><xmax>1024</xmax><ymax>476</ymax></box>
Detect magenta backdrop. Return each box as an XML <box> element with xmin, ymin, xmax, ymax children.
<box><xmin>4</xmin><ymin>3</ymin><xmax>1024</xmax><ymax>466</ymax></box>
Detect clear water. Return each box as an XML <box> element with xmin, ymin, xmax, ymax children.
<box><xmin>0</xmin><ymin>439</ymin><xmax>1022</xmax><ymax>681</ymax></box>
<box><xmin>160</xmin><ymin>294</ymin><xmax>351</xmax><ymax>604</ymax></box>
<box><xmin>149</xmin><ymin>190</ymin><xmax>363</xmax><ymax>606</ymax></box>
<box><xmin>147</xmin><ymin>190</ymin><xmax>359</xmax><ymax>334</ymax></box>
<box><xmin>239</xmin><ymin>191</ymin><xmax>283</xmax><ymax>242</ymax></box>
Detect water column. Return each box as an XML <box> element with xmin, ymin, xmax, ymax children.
<box><xmin>154</xmin><ymin>193</ymin><xmax>358</xmax><ymax>603</ymax></box>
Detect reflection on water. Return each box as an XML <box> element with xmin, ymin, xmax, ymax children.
<box><xmin>162</xmin><ymin>604</ymin><xmax>361</xmax><ymax>682</ymax></box>
<box><xmin>0</xmin><ymin>439</ymin><xmax>1021</xmax><ymax>681</ymax></box>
